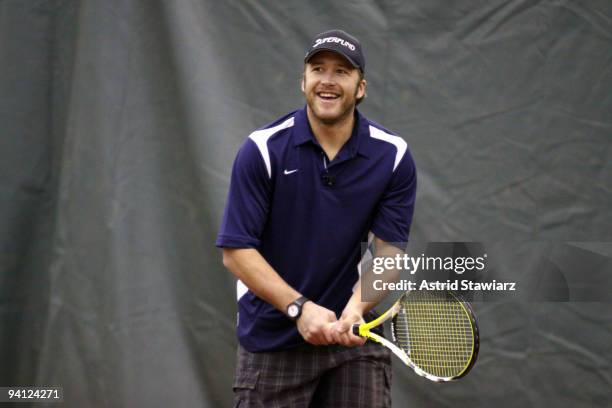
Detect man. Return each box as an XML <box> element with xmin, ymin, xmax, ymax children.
<box><xmin>216</xmin><ymin>29</ymin><xmax>417</xmax><ymax>407</ymax></box>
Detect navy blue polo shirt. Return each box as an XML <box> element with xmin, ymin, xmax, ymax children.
<box><xmin>216</xmin><ymin>107</ymin><xmax>416</xmax><ymax>352</ymax></box>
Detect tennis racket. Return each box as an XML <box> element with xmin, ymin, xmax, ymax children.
<box><xmin>353</xmin><ymin>290</ymin><xmax>479</xmax><ymax>382</ymax></box>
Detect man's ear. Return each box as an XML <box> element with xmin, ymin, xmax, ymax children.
<box><xmin>357</xmin><ymin>78</ymin><xmax>367</xmax><ymax>99</ymax></box>
<box><xmin>301</xmin><ymin>76</ymin><xmax>305</xmax><ymax>93</ymax></box>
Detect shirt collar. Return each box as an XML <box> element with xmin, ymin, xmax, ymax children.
<box><xmin>293</xmin><ymin>106</ymin><xmax>370</xmax><ymax>159</ymax></box>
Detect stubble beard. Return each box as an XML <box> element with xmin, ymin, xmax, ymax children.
<box><xmin>305</xmin><ymin>81</ymin><xmax>359</xmax><ymax>127</ymax></box>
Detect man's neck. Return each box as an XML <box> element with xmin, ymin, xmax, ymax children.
<box><xmin>306</xmin><ymin>107</ymin><xmax>355</xmax><ymax>161</ymax></box>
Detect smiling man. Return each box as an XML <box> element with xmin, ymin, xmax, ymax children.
<box><xmin>217</xmin><ymin>29</ymin><xmax>417</xmax><ymax>407</ymax></box>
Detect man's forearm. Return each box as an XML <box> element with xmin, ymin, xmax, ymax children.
<box><xmin>343</xmin><ymin>236</ymin><xmax>403</xmax><ymax>316</ymax></box>
<box><xmin>343</xmin><ymin>271</ymin><xmax>401</xmax><ymax>316</ymax></box>
<box><xmin>223</xmin><ymin>247</ymin><xmax>339</xmax><ymax>345</ymax></box>
<box><xmin>222</xmin><ymin>248</ymin><xmax>301</xmax><ymax>313</ymax></box>
<box><xmin>342</xmin><ymin>283</ymin><xmax>376</xmax><ymax>318</ymax></box>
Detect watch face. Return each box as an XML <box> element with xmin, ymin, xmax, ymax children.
<box><xmin>288</xmin><ymin>304</ymin><xmax>299</xmax><ymax>317</ymax></box>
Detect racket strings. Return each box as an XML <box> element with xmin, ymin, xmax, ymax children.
<box><xmin>392</xmin><ymin>291</ymin><xmax>475</xmax><ymax>379</ymax></box>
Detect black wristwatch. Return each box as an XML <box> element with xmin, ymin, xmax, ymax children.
<box><xmin>286</xmin><ymin>296</ymin><xmax>309</xmax><ymax>321</ymax></box>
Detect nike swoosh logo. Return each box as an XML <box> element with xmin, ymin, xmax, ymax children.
<box><xmin>283</xmin><ymin>169</ymin><xmax>298</xmax><ymax>175</ymax></box>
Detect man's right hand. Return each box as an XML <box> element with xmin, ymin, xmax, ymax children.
<box><xmin>296</xmin><ymin>301</ymin><xmax>337</xmax><ymax>345</ymax></box>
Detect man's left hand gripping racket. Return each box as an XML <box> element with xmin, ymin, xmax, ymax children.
<box><xmin>353</xmin><ymin>290</ymin><xmax>479</xmax><ymax>382</ymax></box>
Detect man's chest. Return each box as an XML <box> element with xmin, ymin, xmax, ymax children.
<box><xmin>271</xmin><ymin>146</ymin><xmax>389</xmax><ymax>212</ymax></box>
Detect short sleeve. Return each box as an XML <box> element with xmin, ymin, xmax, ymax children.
<box><xmin>370</xmin><ymin>148</ymin><xmax>417</xmax><ymax>243</ymax></box>
<box><xmin>216</xmin><ymin>139</ymin><xmax>271</xmax><ymax>248</ymax></box>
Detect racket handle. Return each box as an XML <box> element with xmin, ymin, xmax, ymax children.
<box><xmin>352</xmin><ymin>324</ymin><xmax>361</xmax><ymax>336</ymax></box>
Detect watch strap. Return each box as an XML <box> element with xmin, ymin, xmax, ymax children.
<box><xmin>293</xmin><ymin>296</ymin><xmax>309</xmax><ymax>308</ymax></box>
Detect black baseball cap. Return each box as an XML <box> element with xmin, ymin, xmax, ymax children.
<box><xmin>304</xmin><ymin>29</ymin><xmax>365</xmax><ymax>73</ymax></box>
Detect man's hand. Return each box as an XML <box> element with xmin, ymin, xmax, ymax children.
<box><xmin>296</xmin><ymin>301</ymin><xmax>338</xmax><ymax>345</ymax></box>
<box><xmin>331</xmin><ymin>307</ymin><xmax>367</xmax><ymax>347</ymax></box>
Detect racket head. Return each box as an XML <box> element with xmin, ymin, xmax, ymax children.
<box><xmin>391</xmin><ymin>290</ymin><xmax>479</xmax><ymax>382</ymax></box>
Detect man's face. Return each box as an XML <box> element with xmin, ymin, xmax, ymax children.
<box><xmin>302</xmin><ymin>51</ymin><xmax>366</xmax><ymax>125</ymax></box>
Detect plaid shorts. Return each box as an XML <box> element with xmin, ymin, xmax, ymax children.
<box><xmin>232</xmin><ymin>340</ymin><xmax>392</xmax><ymax>408</ymax></box>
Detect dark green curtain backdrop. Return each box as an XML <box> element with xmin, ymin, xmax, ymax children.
<box><xmin>1</xmin><ymin>1</ymin><xmax>611</xmax><ymax>407</ymax></box>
